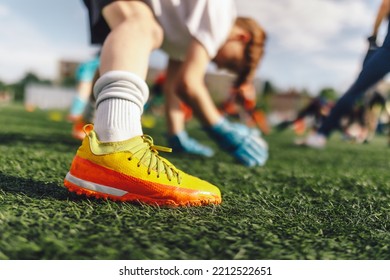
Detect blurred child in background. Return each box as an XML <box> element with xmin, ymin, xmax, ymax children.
<box><xmin>67</xmin><ymin>54</ymin><xmax>99</xmax><ymax>122</ymax></box>
<box><xmin>302</xmin><ymin>0</ymin><xmax>390</xmax><ymax>148</ymax></box>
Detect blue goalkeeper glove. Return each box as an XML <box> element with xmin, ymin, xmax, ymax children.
<box><xmin>168</xmin><ymin>131</ymin><xmax>214</xmax><ymax>157</ymax></box>
<box><xmin>206</xmin><ymin>118</ymin><xmax>268</xmax><ymax>167</ymax></box>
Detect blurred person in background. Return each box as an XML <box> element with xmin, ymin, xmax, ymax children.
<box><xmin>302</xmin><ymin>0</ymin><xmax>390</xmax><ymax>148</ymax></box>
<box><xmin>67</xmin><ymin>53</ymin><xmax>100</xmax><ymax>140</ymax></box>
<box><xmin>340</xmin><ymin>90</ymin><xmax>388</xmax><ymax>144</ymax></box>
<box><xmin>219</xmin><ymin>82</ymin><xmax>270</xmax><ymax>135</ymax></box>
<box><xmin>165</xmin><ymin>59</ymin><xmax>270</xmax><ymax>158</ymax></box>
<box><xmin>64</xmin><ymin>0</ymin><xmax>268</xmax><ymax>207</ymax></box>
<box><xmin>67</xmin><ymin>53</ymin><xmax>100</xmax><ymax>122</ymax></box>
<box><xmin>276</xmin><ymin>94</ymin><xmax>334</xmax><ymax>135</ymax></box>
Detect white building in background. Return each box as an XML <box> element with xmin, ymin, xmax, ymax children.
<box><xmin>24</xmin><ymin>84</ymin><xmax>76</xmax><ymax>110</ymax></box>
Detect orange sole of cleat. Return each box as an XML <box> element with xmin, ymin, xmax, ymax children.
<box><xmin>64</xmin><ymin>178</ymin><xmax>221</xmax><ymax>207</ymax></box>
<box><xmin>64</xmin><ymin>156</ymin><xmax>221</xmax><ymax>207</ymax></box>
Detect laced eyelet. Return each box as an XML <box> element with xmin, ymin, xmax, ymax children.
<box><xmin>131</xmin><ymin>134</ymin><xmax>179</xmax><ymax>182</ymax></box>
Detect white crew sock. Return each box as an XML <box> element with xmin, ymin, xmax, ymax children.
<box><xmin>93</xmin><ymin>71</ymin><xmax>149</xmax><ymax>142</ymax></box>
<box><xmin>94</xmin><ymin>98</ymin><xmax>142</xmax><ymax>142</ymax></box>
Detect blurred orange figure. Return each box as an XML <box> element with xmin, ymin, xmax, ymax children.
<box><xmin>220</xmin><ymin>82</ymin><xmax>270</xmax><ymax>134</ymax></box>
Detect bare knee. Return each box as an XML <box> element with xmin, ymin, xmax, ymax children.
<box><xmin>103</xmin><ymin>1</ymin><xmax>163</xmax><ymax>49</ymax></box>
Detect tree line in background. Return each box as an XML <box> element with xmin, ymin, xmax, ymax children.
<box><xmin>258</xmin><ymin>80</ymin><xmax>339</xmax><ymax>113</ymax></box>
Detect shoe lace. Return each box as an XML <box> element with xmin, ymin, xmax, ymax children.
<box><xmin>128</xmin><ymin>135</ymin><xmax>181</xmax><ymax>184</ymax></box>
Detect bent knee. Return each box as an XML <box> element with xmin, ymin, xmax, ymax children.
<box><xmin>103</xmin><ymin>1</ymin><xmax>163</xmax><ymax>49</ymax></box>
<box><xmin>152</xmin><ymin>23</ymin><xmax>163</xmax><ymax>49</ymax></box>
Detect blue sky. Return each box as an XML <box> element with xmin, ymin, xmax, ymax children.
<box><xmin>0</xmin><ymin>0</ymin><xmax>387</xmax><ymax>95</ymax></box>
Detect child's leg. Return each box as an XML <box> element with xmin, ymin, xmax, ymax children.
<box><xmin>94</xmin><ymin>1</ymin><xmax>163</xmax><ymax>142</ymax></box>
<box><xmin>318</xmin><ymin>47</ymin><xmax>390</xmax><ymax>137</ymax></box>
<box><xmin>164</xmin><ymin>59</ymin><xmax>214</xmax><ymax>157</ymax></box>
<box><xmin>64</xmin><ymin>1</ymin><xmax>221</xmax><ymax>206</ymax></box>
<box><xmin>164</xmin><ymin>60</ymin><xmax>186</xmax><ymax>136</ymax></box>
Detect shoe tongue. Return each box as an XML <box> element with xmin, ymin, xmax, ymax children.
<box><xmin>88</xmin><ymin>130</ymin><xmax>145</xmax><ymax>155</ymax></box>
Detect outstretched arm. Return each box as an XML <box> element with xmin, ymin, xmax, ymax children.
<box><xmin>371</xmin><ymin>0</ymin><xmax>390</xmax><ymax>38</ymax></box>
<box><xmin>174</xmin><ymin>39</ymin><xmax>222</xmax><ymax>127</ymax></box>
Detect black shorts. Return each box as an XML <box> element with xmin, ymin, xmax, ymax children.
<box><xmin>82</xmin><ymin>0</ymin><xmax>115</xmax><ymax>45</ymax></box>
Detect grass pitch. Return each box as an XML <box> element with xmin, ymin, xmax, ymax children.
<box><xmin>0</xmin><ymin>103</ymin><xmax>389</xmax><ymax>260</ymax></box>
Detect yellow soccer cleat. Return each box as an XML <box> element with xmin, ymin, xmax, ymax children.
<box><xmin>64</xmin><ymin>125</ymin><xmax>221</xmax><ymax>207</ymax></box>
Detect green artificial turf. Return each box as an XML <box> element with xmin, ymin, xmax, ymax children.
<box><xmin>0</xmin><ymin>103</ymin><xmax>389</xmax><ymax>260</ymax></box>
